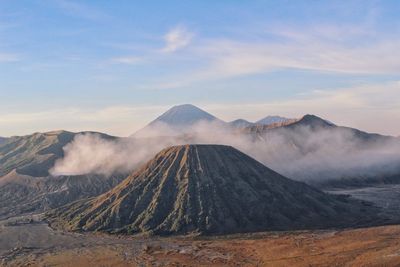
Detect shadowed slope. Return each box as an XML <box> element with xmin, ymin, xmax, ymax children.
<box><xmin>49</xmin><ymin>145</ymin><xmax>379</xmax><ymax>235</ymax></box>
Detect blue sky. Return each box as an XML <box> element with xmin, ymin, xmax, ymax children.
<box><xmin>0</xmin><ymin>0</ymin><xmax>400</xmax><ymax>136</ymax></box>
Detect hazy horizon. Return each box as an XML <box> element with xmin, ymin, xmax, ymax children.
<box><xmin>1</xmin><ymin>104</ymin><xmax>399</xmax><ymax>138</ymax></box>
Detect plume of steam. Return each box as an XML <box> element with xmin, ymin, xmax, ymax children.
<box><xmin>50</xmin><ymin>133</ymin><xmax>187</xmax><ymax>176</ymax></box>
<box><xmin>51</xmin><ymin>121</ymin><xmax>400</xmax><ymax>184</ymax></box>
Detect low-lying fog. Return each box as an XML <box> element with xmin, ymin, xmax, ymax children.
<box><xmin>51</xmin><ymin>121</ymin><xmax>400</xmax><ymax>183</ymax></box>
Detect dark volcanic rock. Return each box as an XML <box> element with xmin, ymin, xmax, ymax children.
<box><xmin>49</xmin><ymin>145</ymin><xmax>378</xmax><ymax>236</ymax></box>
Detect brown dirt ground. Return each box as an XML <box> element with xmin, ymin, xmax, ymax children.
<box><xmin>4</xmin><ymin>225</ymin><xmax>400</xmax><ymax>267</ymax></box>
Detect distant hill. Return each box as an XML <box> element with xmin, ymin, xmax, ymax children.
<box><xmin>256</xmin><ymin>114</ymin><xmax>391</xmax><ymax>143</ymax></box>
<box><xmin>48</xmin><ymin>145</ymin><xmax>378</xmax><ymax>235</ymax></box>
<box><xmin>229</xmin><ymin>119</ymin><xmax>255</xmax><ymax>128</ymax></box>
<box><xmin>256</xmin><ymin>115</ymin><xmax>292</xmax><ymax>125</ymax></box>
<box><xmin>230</xmin><ymin>117</ymin><xmax>296</xmax><ymax>129</ymax></box>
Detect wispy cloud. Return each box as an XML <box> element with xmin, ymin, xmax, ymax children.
<box><xmin>145</xmin><ymin>24</ymin><xmax>400</xmax><ymax>89</ymax></box>
<box><xmin>161</xmin><ymin>25</ymin><xmax>193</xmax><ymax>53</ymax></box>
<box><xmin>197</xmin><ymin>28</ymin><xmax>400</xmax><ymax>77</ymax></box>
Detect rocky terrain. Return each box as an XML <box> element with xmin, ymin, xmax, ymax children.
<box><xmin>2</xmin><ymin>215</ymin><xmax>400</xmax><ymax>267</ymax></box>
<box><xmin>48</xmin><ymin>144</ymin><xmax>380</xmax><ymax>235</ymax></box>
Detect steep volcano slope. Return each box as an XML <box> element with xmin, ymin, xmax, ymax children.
<box><xmin>49</xmin><ymin>145</ymin><xmax>378</xmax><ymax>236</ymax></box>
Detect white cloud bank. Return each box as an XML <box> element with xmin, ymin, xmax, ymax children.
<box><xmin>50</xmin><ymin>120</ymin><xmax>400</xmax><ymax>186</ymax></box>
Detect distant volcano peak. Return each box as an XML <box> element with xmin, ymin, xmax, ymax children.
<box><xmin>151</xmin><ymin>104</ymin><xmax>218</xmax><ymax>126</ymax></box>
<box><xmin>133</xmin><ymin>104</ymin><xmax>223</xmax><ymax>137</ymax></box>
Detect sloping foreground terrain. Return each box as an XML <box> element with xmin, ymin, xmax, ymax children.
<box><xmin>48</xmin><ymin>144</ymin><xmax>379</xmax><ymax>235</ymax></box>
<box><xmin>31</xmin><ymin>225</ymin><xmax>400</xmax><ymax>267</ymax></box>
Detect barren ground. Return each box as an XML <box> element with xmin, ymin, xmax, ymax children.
<box><xmin>1</xmin><ymin>185</ymin><xmax>400</xmax><ymax>266</ymax></box>
<box><xmin>1</xmin><ymin>215</ymin><xmax>400</xmax><ymax>267</ymax></box>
